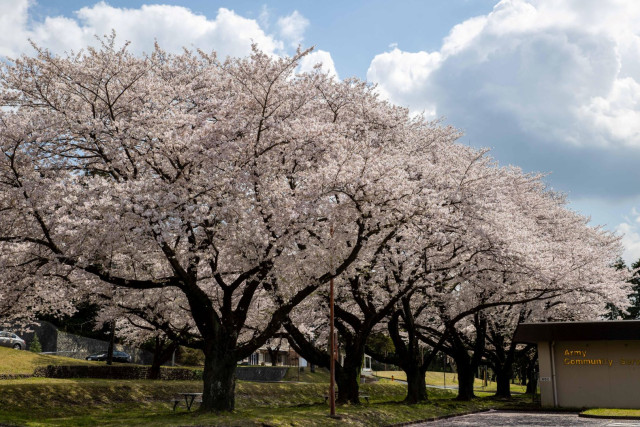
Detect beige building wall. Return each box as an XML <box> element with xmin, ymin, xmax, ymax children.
<box><xmin>540</xmin><ymin>340</ymin><xmax>640</xmax><ymax>409</ymax></box>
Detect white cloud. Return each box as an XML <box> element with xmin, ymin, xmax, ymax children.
<box><xmin>367</xmin><ymin>0</ymin><xmax>640</xmax><ymax>149</ymax></box>
<box><xmin>0</xmin><ymin>0</ymin><xmax>31</xmax><ymax>57</ymax></box>
<box><xmin>367</xmin><ymin>48</ymin><xmax>441</xmax><ymax>117</ymax></box>
<box><xmin>616</xmin><ymin>215</ymin><xmax>640</xmax><ymax>265</ymax></box>
<box><xmin>277</xmin><ymin>10</ymin><xmax>309</xmax><ymax>48</ymax></box>
<box><xmin>298</xmin><ymin>49</ymin><xmax>338</xmax><ymax>79</ymax></box>
<box><xmin>0</xmin><ymin>2</ymin><xmax>316</xmax><ymax>60</ymax></box>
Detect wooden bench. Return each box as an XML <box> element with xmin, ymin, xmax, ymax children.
<box><xmin>171</xmin><ymin>393</ymin><xmax>202</xmax><ymax>411</ymax></box>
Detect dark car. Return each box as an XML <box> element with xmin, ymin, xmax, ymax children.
<box><xmin>0</xmin><ymin>331</ymin><xmax>26</xmax><ymax>350</ymax></box>
<box><xmin>86</xmin><ymin>350</ymin><xmax>132</xmax><ymax>363</ymax></box>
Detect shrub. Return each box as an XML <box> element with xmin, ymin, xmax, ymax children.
<box><xmin>32</xmin><ymin>365</ymin><xmax>202</xmax><ymax>380</ymax></box>
<box><xmin>29</xmin><ymin>334</ymin><xmax>42</xmax><ymax>353</ymax></box>
<box><xmin>176</xmin><ymin>346</ymin><xmax>204</xmax><ymax>366</ymax></box>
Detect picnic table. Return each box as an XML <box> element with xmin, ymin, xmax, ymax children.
<box><xmin>172</xmin><ymin>392</ymin><xmax>203</xmax><ymax>411</ymax></box>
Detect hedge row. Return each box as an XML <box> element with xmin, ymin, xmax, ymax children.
<box><xmin>33</xmin><ymin>365</ymin><xmax>203</xmax><ymax>380</ymax></box>
<box><xmin>0</xmin><ymin>373</ymin><xmax>32</xmax><ymax>380</ymax></box>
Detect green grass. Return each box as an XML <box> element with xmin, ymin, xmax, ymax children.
<box><xmin>0</xmin><ymin>349</ymin><xmax>538</xmax><ymax>425</ymax></box>
<box><xmin>282</xmin><ymin>366</ymin><xmax>331</xmax><ymax>383</ymax></box>
<box><xmin>0</xmin><ymin>378</ymin><xmax>537</xmax><ymax>426</ymax></box>
<box><xmin>581</xmin><ymin>408</ymin><xmax>640</xmax><ymax>418</ymax></box>
<box><xmin>0</xmin><ymin>346</ymin><xmax>98</xmax><ymax>375</ymax></box>
<box><xmin>374</xmin><ymin>370</ymin><xmax>527</xmax><ymax>393</ymax></box>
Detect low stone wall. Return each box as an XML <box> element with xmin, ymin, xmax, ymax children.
<box><xmin>235</xmin><ymin>366</ymin><xmax>288</xmax><ymax>382</ymax></box>
<box><xmin>33</xmin><ymin>365</ymin><xmax>200</xmax><ymax>380</ymax></box>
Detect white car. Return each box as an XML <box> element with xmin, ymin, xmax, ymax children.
<box><xmin>0</xmin><ymin>331</ymin><xmax>26</xmax><ymax>350</ymax></box>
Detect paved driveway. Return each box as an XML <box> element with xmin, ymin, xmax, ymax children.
<box><xmin>417</xmin><ymin>410</ymin><xmax>640</xmax><ymax>426</ymax></box>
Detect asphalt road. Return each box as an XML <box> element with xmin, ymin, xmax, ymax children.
<box><xmin>415</xmin><ymin>410</ymin><xmax>640</xmax><ymax>426</ymax></box>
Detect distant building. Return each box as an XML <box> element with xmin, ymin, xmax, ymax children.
<box><xmin>244</xmin><ymin>342</ymin><xmax>372</xmax><ymax>373</ymax></box>
<box><xmin>243</xmin><ymin>341</ymin><xmax>301</xmax><ymax>366</ymax></box>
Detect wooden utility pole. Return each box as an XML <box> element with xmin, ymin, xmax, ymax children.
<box><xmin>329</xmin><ymin>224</ymin><xmax>336</xmax><ymax>417</ymax></box>
<box><xmin>106</xmin><ymin>321</ymin><xmax>115</xmax><ymax>366</ymax></box>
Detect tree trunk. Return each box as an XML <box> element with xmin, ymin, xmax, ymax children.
<box><xmin>526</xmin><ymin>374</ymin><xmax>537</xmax><ymax>394</ymax></box>
<box><xmin>149</xmin><ymin>336</ymin><xmax>163</xmax><ymax>380</ymax></box>
<box><xmin>200</xmin><ymin>350</ymin><xmax>237</xmax><ymax>412</ymax></box>
<box><xmin>494</xmin><ymin>366</ymin><xmax>512</xmax><ymax>398</ymax></box>
<box><xmin>455</xmin><ymin>364</ymin><xmax>476</xmax><ymax>401</ymax></box>
<box><xmin>526</xmin><ymin>350</ymin><xmax>538</xmax><ymax>394</ymax></box>
<box><xmin>526</xmin><ymin>360</ymin><xmax>538</xmax><ymax>394</ymax></box>
<box><xmin>335</xmin><ymin>361</ymin><xmax>361</xmax><ymax>404</ymax></box>
<box><xmin>267</xmin><ymin>348</ymin><xmax>279</xmax><ymax>366</ymax></box>
<box><xmin>404</xmin><ymin>366</ymin><xmax>428</xmax><ymax>403</ymax></box>
<box><xmin>148</xmin><ymin>338</ymin><xmax>178</xmax><ymax>380</ymax></box>
<box><xmin>149</xmin><ymin>358</ymin><xmax>162</xmax><ymax>380</ymax></box>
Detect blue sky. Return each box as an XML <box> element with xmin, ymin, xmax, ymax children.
<box><xmin>3</xmin><ymin>0</ymin><xmax>640</xmax><ymax>263</ymax></box>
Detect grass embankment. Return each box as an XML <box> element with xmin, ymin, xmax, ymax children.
<box><xmin>374</xmin><ymin>370</ymin><xmax>528</xmax><ymax>394</ymax></box>
<box><xmin>0</xmin><ymin>378</ymin><xmax>536</xmax><ymax>426</ymax></box>
<box><xmin>0</xmin><ymin>347</ymin><xmax>96</xmax><ymax>376</ymax></box>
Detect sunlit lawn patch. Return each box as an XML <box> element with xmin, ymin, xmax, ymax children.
<box><xmin>582</xmin><ymin>408</ymin><xmax>640</xmax><ymax>418</ymax></box>
<box><xmin>373</xmin><ymin>370</ymin><xmax>527</xmax><ymax>394</ymax></box>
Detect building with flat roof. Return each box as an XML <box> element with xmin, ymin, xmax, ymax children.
<box><xmin>514</xmin><ymin>320</ymin><xmax>640</xmax><ymax>409</ymax></box>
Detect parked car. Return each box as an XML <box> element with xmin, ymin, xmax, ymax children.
<box><xmin>0</xmin><ymin>331</ymin><xmax>26</xmax><ymax>350</ymax></box>
<box><xmin>86</xmin><ymin>350</ymin><xmax>132</xmax><ymax>363</ymax></box>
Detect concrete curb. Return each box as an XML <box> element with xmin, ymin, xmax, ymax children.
<box><xmin>579</xmin><ymin>413</ymin><xmax>640</xmax><ymax>420</ymax></box>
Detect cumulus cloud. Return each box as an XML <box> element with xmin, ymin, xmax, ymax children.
<box><xmin>367</xmin><ymin>0</ymin><xmax>640</xmax><ymax>199</ymax></box>
<box><xmin>367</xmin><ymin>48</ymin><xmax>441</xmax><ymax>117</ymax></box>
<box><xmin>298</xmin><ymin>49</ymin><xmax>338</xmax><ymax>79</ymax></box>
<box><xmin>0</xmin><ymin>0</ymin><xmax>31</xmax><ymax>57</ymax></box>
<box><xmin>368</xmin><ymin>0</ymin><xmax>640</xmax><ymax>148</ymax></box>
<box><xmin>0</xmin><ymin>1</ymin><xmax>320</xmax><ymax>61</ymax></box>
<box><xmin>277</xmin><ymin>10</ymin><xmax>309</xmax><ymax>48</ymax></box>
<box><xmin>616</xmin><ymin>208</ymin><xmax>640</xmax><ymax>265</ymax></box>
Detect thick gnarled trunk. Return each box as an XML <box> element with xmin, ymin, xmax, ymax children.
<box><xmin>336</xmin><ymin>361</ymin><xmax>361</xmax><ymax>404</ymax></box>
<box><xmin>455</xmin><ymin>363</ymin><xmax>476</xmax><ymax>401</ymax></box>
<box><xmin>404</xmin><ymin>365</ymin><xmax>428</xmax><ymax>403</ymax></box>
<box><xmin>494</xmin><ymin>366</ymin><xmax>512</xmax><ymax>398</ymax></box>
<box><xmin>200</xmin><ymin>350</ymin><xmax>237</xmax><ymax>412</ymax></box>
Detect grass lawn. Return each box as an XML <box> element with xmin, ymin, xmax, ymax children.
<box><xmin>282</xmin><ymin>366</ymin><xmax>331</xmax><ymax>383</ymax></box>
<box><xmin>0</xmin><ymin>347</ymin><xmax>539</xmax><ymax>425</ymax></box>
<box><xmin>0</xmin><ymin>378</ymin><xmax>537</xmax><ymax>426</ymax></box>
<box><xmin>581</xmin><ymin>408</ymin><xmax>640</xmax><ymax>418</ymax></box>
<box><xmin>0</xmin><ymin>346</ymin><xmax>98</xmax><ymax>375</ymax></box>
<box><xmin>374</xmin><ymin>370</ymin><xmax>528</xmax><ymax>394</ymax></box>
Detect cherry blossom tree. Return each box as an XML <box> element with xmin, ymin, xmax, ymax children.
<box><xmin>365</xmin><ymin>160</ymin><xmax>629</xmax><ymax>402</ymax></box>
<box><xmin>0</xmin><ymin>36</ymin><xmax>446</xmax><ymax>411</ymax></box>
<box><xmin>0</xmin><ymin>33</ymin><xmax>629</xmax><ymax>413</ymax></box>
<box><xmin>410</xmin><ymin>177</ymin><xmax>629</xmax><ymax>401</ymax></box>
<box><xmin>283</xmin><ymin>121</ymin><xmax>497</xmax><ymax>404</ymax></box>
